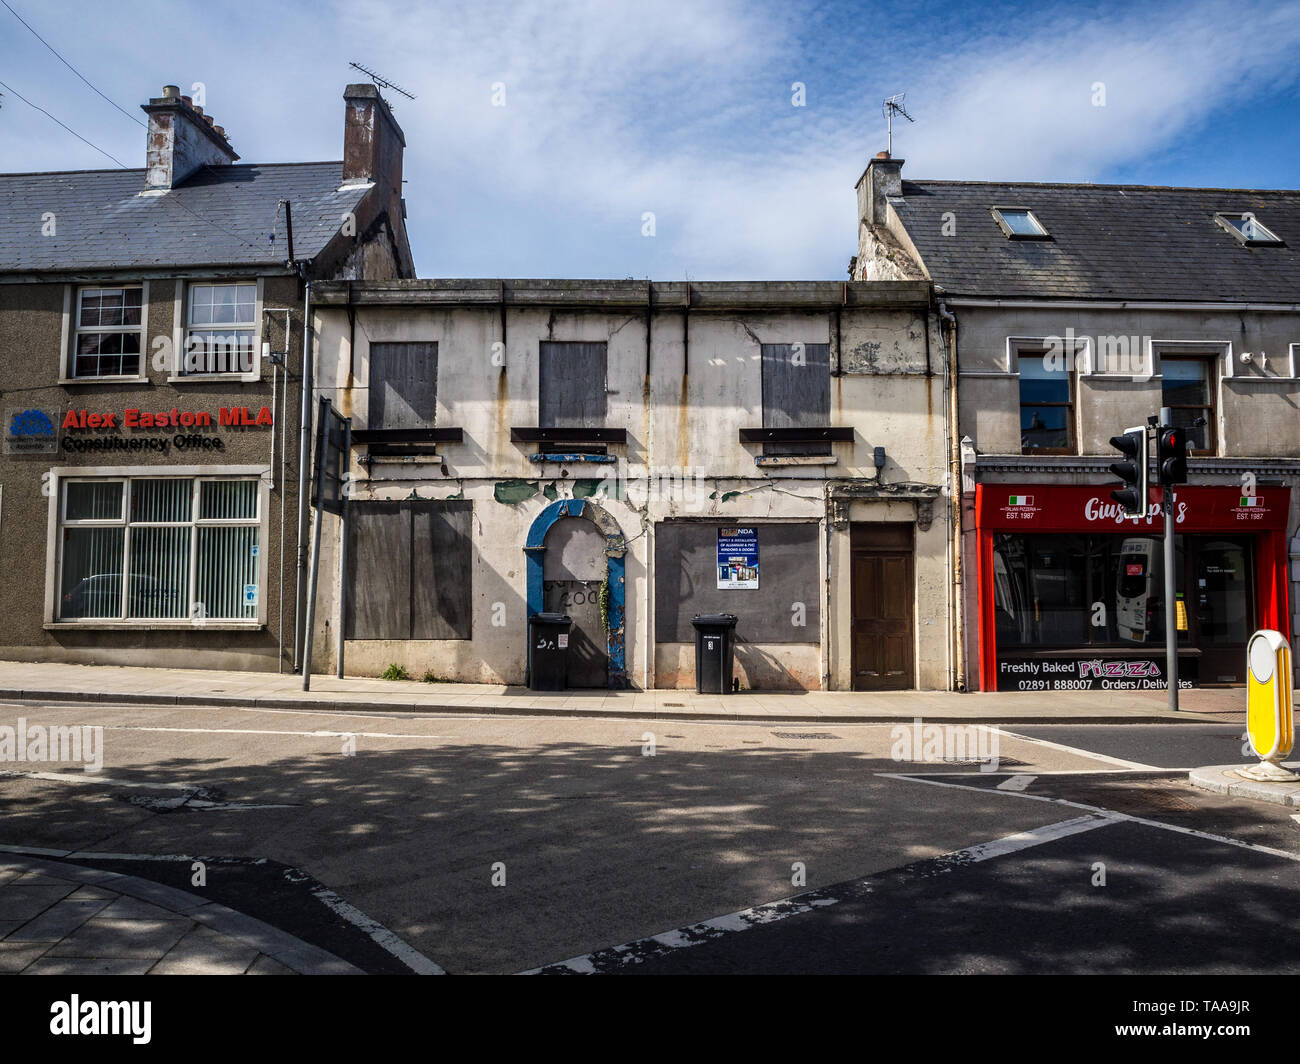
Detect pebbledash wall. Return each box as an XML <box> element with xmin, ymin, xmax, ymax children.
<box><xmin>306</xmin><ymin>279</ymin><xmax>955</xmax><ymax>690</ymax></box>
<box><xmin>0</xmin><ymin>275</ymin><xmax>299</xmax><ymax>670</ymax></box>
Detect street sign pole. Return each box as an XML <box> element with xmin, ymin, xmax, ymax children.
<box><xmin>1160</xmin><ymin>406</ymin><xmax>1179</xmax><ymax>712</ymax></box>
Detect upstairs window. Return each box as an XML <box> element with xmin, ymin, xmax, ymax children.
<box><xmin>1018</xmin><ymin>351</ymin><xmax>1074</xmax><ymax>453</ymax></box>
<box><xmin>992</xmin><ymin>207</ymin><xmax>1050</xmax><ymax>239</ymax></box>
<box><xmin>184</xmin><ymin>283</ymin><xmax>257</xmax><ymax>375</ymax></box>
<box><xmin>539</xmin><ymin>341</ymin><xmax>608</xmax><ymax>453</ymax></box>
<box><xmin>1214</xmin><ymin>212</ymin><xmax>1283</xmax><ymax>246</ymax></box>
<box><xmin>761</xmin><ymin>342</ymin><xmax>831</xmax><ymax>456</ymax></box>
<box><xmin>368</xmin><ymin>342</ymin><xmax>438</xmax><ymax>430</ymax></box>
<box><xmin>73</xmin><ymin>286</ymin><xmax>143</xmax><ymax>379</ymax></box>
<box><xmin>1161</xmin><ymin>357</ymin><xmax>1216</xmax><ymax>455</ymax></box>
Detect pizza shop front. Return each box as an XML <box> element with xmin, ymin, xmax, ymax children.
<box><xmin>975</xmin><ymin>484</ymin><xmax>1292</xmax><ymax>692</ymax></box>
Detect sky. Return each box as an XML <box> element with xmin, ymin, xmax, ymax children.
<box><xmin>1</xmin><ymin>0</ymin><xmax>1298</xmax><ymax>279</ymax></box>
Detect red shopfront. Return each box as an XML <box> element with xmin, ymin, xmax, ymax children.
<box><xmin>975</xmin><ymin>484</ymin><xmax>1292</xmax><ymax>692</ymax></box>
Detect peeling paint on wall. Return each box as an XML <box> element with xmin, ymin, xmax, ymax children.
<box><xmin>494</xmin><ymin>480</ymin><xmax>539</xmax><ymax>504</ymax></box>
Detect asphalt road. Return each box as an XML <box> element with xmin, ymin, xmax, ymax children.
<box><xmin>2</xmin><ymin>700</ymin><xmax>1294</xmax><ymax>976</ymax></box>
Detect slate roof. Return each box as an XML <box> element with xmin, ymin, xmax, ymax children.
<box><xmin>891</xmin><ymin>180</ymin><xmax>1300</xmax><ymax>302</ymax></box>
<box><xmin>0</xmin><ymin>162</ymin><xmax>370</xmax><ymax>274</ymax></box>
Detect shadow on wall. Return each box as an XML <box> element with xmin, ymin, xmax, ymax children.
<box><xmin>733</xmin><ymin>642</ymin><xmax>813</xmax><ymax>692</ymax></box>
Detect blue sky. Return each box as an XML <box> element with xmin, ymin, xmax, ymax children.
<box><xmin>2</xmin><ymin>0</ymin><xmax>1298</xmax><ymax>279</ymax></box>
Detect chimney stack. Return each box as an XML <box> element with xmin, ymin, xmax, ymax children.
<box><xmin>140</xmin><ymin>85</ymin><xmax>239</xmax><ymax>191</ymax></box>
<box><xmin>342</xmin><ymin>83</ymin><xmax>406</xmax><ymax>194</ymax></box>
<box><xmin>856</xmin><ymin>151</ymin><xmax>904</xmax><ymax>227</ymax></box>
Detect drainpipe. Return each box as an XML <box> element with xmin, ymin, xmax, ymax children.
<box><xmin>293</xmin><ymin>278</ymin><xmax>313</xmax><ymax>672</ymax></box>
<box><xmin>938</xmin><ymin>299</ymin><xmax>965</xmax><ymax>691</ymax></box>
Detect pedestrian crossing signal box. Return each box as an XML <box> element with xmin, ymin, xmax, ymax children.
<box><xmin>1246</xmin><ymin>629</ymin><xmax>1293</xmax><ymax>762</ymax></box>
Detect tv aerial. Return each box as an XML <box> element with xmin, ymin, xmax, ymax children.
<box><xmin>349</xmin><ymin>62</ymin><xmax>416</xmax><ymax>102</ymax></box>
<box><xmin>881</xmin><ymin>93</ymin><xmax>914</xmax><ymax>155</ymax></box>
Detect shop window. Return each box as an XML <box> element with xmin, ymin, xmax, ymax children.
<box><xmin>761</xmin><ymin>342</ymin><xmax>831</xmax><ymax>456</ymax></box>
<box><xmin>57</xmin><ymin>477</ymin><xmax>260</xmax><ymax>622</ymax></box>
<box><xmin>368</xmin><ymin>342</ymin><xmax>438</xmax><ymax>430</ymax></box>
<box><xmin>1160</xmin><ymin>357</ymin><xmax>1216</xmax><ymax>454</ymax></box>
<box><xmin>345</xmin><ymin>500</ymin><xmax>472</xmax><ymax>640</ymax></box>
<box><xmin>1018</xmin><ymin>351</ymin><xmax>1074</xmax><ymax>453</ymax></box>
<box><xmin>72</xmin><ymin>286</ymin><xmax>144</xmax><ymax>379</ymax></box>
<box><xmin>184</xmin><ymin>282</ymin><xmax>257</xmax><ymax>376</ymax></box>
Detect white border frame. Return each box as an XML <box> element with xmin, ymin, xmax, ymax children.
<box><xmin>44</xmin><ymin>464</ymin><xmax>270</xmax><ymax>629</ymax></box>
<box><xmin>169</xmin><ymin>278</ymin><xmax>263</xmax><ymax>384</ymax></box>
<box><xmin>59</xmin><ymin>281</ymin><xmax>150</xmax><ymax>385</ymax></box>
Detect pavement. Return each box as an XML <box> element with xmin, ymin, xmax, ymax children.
<box><xmin>0</xmin><ymin>660</ymin><xmax>1262</xmax><ymax>723</ymax></box>
<box><xmin>0</xmin><ymin>850</ymin><xmax>359</xmax><ymax>975</ymax></box>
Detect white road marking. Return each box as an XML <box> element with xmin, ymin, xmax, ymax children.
<box><xmin>520</xmin><ymin>814</ymin><xmax>1116</xmax><ymax>975</ymax></box>
<box><xmin>0</xmin><ymin>843</ymin><xmax>442</xmax><ymax>974</ymax></box>
<box><xmin>881</xmin><ymin>772</ymin><xmax>1300</xmax><ymax>863</ymax></box>
<box><xmin>306</xmin><ymin>883</ymin><xmax>445</xmax><ymax>975</ymax></box>
<box><xmin>997</xmin><ymin>774</ymin><xmax>1037</xmax><ymax>791</ymax></box>
<box><xmin>992</xmin><ymin>727</ymin><xmax>1159</xmax><ymax>770</ymax></box>
<box><xmin>0</xmin><ymin>769</ymin><xmax>191</xmax><ymax>790</ymax></box>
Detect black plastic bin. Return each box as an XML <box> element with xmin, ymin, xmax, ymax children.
<box><xmin>692</xmin><ymin>613</ymin><xmax>738</xmax><ymax>694</ymax></box>
<box><xmin>529</xmin><ymin>612</ymin><xmax>573</xmax><ymax>691</ymax></box>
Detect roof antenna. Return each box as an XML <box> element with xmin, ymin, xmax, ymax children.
<box><xmin>348</xmin><ymin>61</ymin><xmax>416</xmax><ymax>102</ymax></box>
<box><xmin>881</xmin><ymin>93</ymin><xmax>914</xmax><ymax>156</ymax></box>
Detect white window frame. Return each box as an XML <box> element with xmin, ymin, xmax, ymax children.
<box><xmin>1214</xmin><ymin>212</ymin><xmax>1283</xmax><ymax>246</ymax></box>
<box><xmin>171</xmin><ymin>278</ymin><xmax>263</xmax><ymax>383</ymax></box>
<box><xmin>62</xmin><ymin>282</ymin><xmax>149</xmax><ymax>383</ymax></box>
<box><xmin>45</xmin><ymin>466</ymin><xmax>269</xmax><ymax>628</ymax></box>
<box><xmin>1150</xmin><ymin>341</ymin><xmax>1229</xmax><ymax>459</ymax></box>
<box><xmin>991</xmin><ymin>206</ymin><xmax>1050</xmax><ymax>240</ymax></box>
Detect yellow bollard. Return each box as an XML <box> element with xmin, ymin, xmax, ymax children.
<box><xmin>1237</xmin><ymin>630</ymin><xmax>1295</xmax><ymax>782</ymax></box>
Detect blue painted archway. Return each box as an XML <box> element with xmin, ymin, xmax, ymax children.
<box><xmin>524</xmin><ymin>498</ymin><xmax>627</xmax><ymax>688</ymax></box>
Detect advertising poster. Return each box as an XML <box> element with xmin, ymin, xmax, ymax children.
<box><xmin>717</xmin><ymin>527</ymin><xmax>758</xmax><ymax>589</ymax></box>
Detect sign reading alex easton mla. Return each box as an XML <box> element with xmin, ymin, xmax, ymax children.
<box><xmin>62</xmin><ymin>406</ymin><xmax>274</xmax><ymax>430</ymax></box>
<box><xmin>54</xmin><ymin>406</ymin><xmax>275</xmax><ymax>454</ymax></box>
<box><xmin>717</xmin><ymin>527</ymin><xmax>759</xmax><ymax>589</ymax></box>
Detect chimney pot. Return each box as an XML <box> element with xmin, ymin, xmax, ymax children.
<box><xmin>162</xmin><ymin>85</ymin><xmax>180</xmax><ymax>99</ymax></box>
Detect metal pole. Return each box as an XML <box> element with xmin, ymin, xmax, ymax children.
<box><xmin>303</xmin><ymin>398</ymin><xmax>329</xmax><ymax>692</ymax></box>
<box><xmin>1161</xmin><ymin>406</ymin><xmax>1179</xmax><ymax>711</ymax></box>
<box><xmin>294</xmin><ymin>278</ymin><xmax>313</xmax><ymax>672</ymax></box>
<box><xmin>335</xmin><ymin>418</ymin><xmax>351</xmax><ymax>680</ymax></box>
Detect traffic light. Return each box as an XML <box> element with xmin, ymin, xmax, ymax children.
<box><xmin>1158</xmin><ymin>426</ymin><xmax>1188</xmax><ymax>486</ymax></box>
<box><xmin>1108</xmin><ymin>426</ymin><xmax>1149</xmax><ymax>517</ymax></box>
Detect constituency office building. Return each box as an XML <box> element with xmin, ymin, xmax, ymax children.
<box><xmin>306</xmin><ymin>278</ymin><xmax>955</xmax><ymax>691</ymax></box>
<box><xmin>854</xmin><ymin>155</ymin><xmax>1300</xmax><ymax>689</ymax></box>
<box><xmin>0</xmin><ymin>83</ymin><xmax>414</xmax><ymax>671</ymax></box>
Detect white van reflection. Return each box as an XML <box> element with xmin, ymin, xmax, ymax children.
<box><xmin>1116</xmin><ymin>537</ymin><xmax>1156</xmax><ymax>643</ymax></box>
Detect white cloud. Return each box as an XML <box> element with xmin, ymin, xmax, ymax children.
<box><xmin>1</xmin><ymin>0</ymin><xmax>1297</xmax><ymax>277</ymax></box>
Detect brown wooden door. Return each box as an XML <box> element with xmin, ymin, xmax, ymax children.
<box><xmin>851</xmin><ymin>551</ymin><xmax>914</xmax><ymax>690</ymax></box>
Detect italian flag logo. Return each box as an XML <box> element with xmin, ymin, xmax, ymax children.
<box><xmin>1239</xmin><ymin>496</ymin><xmax>1262</xmax><ymax>507</ymax></box>
<box><xmin>1008</xmin><ymin>495</ymin><xmax>1034</xmax><ymax>506</ymax></box>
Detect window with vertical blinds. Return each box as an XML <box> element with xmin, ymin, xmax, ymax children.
<box><xmin>58</xmin><ymin>477</ymin><xmax>261</xmax><ymax>622</ymax></box>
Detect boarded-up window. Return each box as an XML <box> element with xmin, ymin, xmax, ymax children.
<box><xmin>761</xmin><ymin>342</ymin><xmax>830</xmax><ymax>456</ymax></box>
<box><xmin>540</xmin><ymin>341</ymin><xmax>606</xmax><ymax>427</ymax></box>
<box><xmin>345</xmin><ymin>500</ymin><xmax>471</xmax><ymax>639</ymax></box>
<box><xmin>368</xmin><ymin>342</ymin><xmax>437</xmax><ymax>430</ymax></box>
<box><xmin>653</xmin><ymin>521</ymin><xmax>820</xmax><ymax>644</ymax></box>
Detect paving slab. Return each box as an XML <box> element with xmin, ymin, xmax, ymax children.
<box><xmin>0</xmin><ymin>660</ymin><xmax>1265</xmax><ymax>723</ymax></box>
